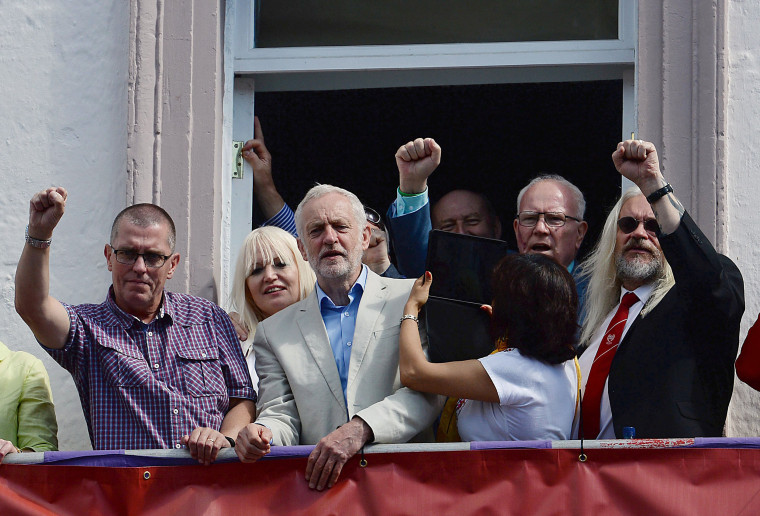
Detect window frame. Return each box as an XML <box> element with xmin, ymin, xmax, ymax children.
<box><xmin>223</xmin><ymin>0</ymin><xmax>638</xmax><ymax>290</ymax></box>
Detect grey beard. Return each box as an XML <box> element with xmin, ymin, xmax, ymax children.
<box><xmin>615</xmin><ymin>251</ymin><xmax>663</xmax><ymax>286</ymax></box>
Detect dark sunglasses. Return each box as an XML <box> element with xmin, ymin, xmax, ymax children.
<box><xmin>617</xmin><ymin>216</ymin><xmax>659</xmax><ymax>235</ymax></box>
<box><xmin>364</xmin><ymin>206</ymin><xmax>386</xmax><ymax>232</ymax></box>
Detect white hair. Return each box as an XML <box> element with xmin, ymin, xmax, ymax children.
<box><xmin>227</xmin><ymin>226</ymin><xmax>315</xmax><ymax>344</ymax></box>
<box><xmin>516</xmin><ymin>174</ymin><xmax>586</xmax><ymax>219</ymax></box>
<box><xmin>294</xmin><ymin>184</ymin><xmax>367</xmax><ymax>242</ymax></box>
<box><xmin>576</xmin><ymin>187</ymin><xmax>675</xmax><ymax>347</ymax></box>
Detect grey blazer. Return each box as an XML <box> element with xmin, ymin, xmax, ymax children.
<box><xmin>253</xmin><ymin>269</ymin><xmax>442</xmax><ymax>445</ymax></box>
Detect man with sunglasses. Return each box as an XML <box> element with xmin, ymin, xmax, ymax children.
<box><xmin>363</xmin><ymin>206</ymin><xmax>404</xmax><ymax>279</ymax></box>
<box><xmin>576</xmin><ymin>140</ymin><xmax>744</xmax><ymax>439</ymax></box>
<box><xmin>15</xmin><ymin>187</ymin><xmax>256</xmax><ymax>462</ymax></box>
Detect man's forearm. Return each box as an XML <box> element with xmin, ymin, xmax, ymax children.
<box><xmin>220</xmin><ymin>398</ymin><xmax>256</xmax><ymax>440</ymax></box>
<box><xmin>15</xmin><ymin>244</ymin><xmax>69</xmax><ymax>349</ymax></box>
<box><xmin>254</xmin><ymin>183</ymin><xmax>286</xmax><ymax>220</ymax></box>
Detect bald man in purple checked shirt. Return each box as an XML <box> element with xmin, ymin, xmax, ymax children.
<box><xmin>15</xmin><ymin>187</ymin><xmax>256</xmax><ymax>465</ymax></box>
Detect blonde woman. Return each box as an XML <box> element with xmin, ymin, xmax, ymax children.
<box><xmin>228</xmin><ymin>226</ymin><xmax>315</xmax><ymax>387</ymax></box>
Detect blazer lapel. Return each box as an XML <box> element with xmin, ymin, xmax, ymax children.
<box><xmin>346</xmin><ymin>272</ymin><xmax>389</xmax><ymax>395</ymax></box>
<box><xmin>297</xmin><ymin>292</ymin><xmax>347</xmax><ymax>410</ymax></box>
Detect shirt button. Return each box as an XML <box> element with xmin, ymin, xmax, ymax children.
<box><xmin>201</xmin><ymin>352</ymin><xmax>207</xmax><ymax>358</ymax></box>
<box><xmin>175</xmin><ymin>443</ymin><xmax>181</xmax><ymax>449</ymax></box>
<box><xmin>154</xmin><ymin>363</ymin><xmax>160</xmax><ymax>369</ymax></box>
<box><xmin>148</xmin><ymin>331</ymin><xmax>153</xmax><ymax>336</ymax></box>
<box><xmin>173</xmin><ymin>408</ymin><xmax>179</xmax><ymax>414</ymax></box>
<box><xmin>347</xmin><ymin>341</ymin><xmax>352</xmax><ymax>347</ymax></box>
<box><xmin>343</xmin><ymin>311</ymin><xmax>350</xmax><ymax>317</ymax></box>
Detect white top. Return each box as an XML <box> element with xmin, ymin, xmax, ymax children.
<box><xmin>456</xmin><ymin>348</ymin><xmax>578</xmax><ymax>442</ymax></box>
<box><xmin>241</xmin><ymin>338</ymin><xmax>260</xmax><ymax>395</ymax></box>
<box><xmin>577</xmin><ymin>284</ymin><xmax>654</xmax><ymax>438</ymax></box>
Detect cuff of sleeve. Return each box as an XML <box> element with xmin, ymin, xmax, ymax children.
<box><xmin>395</xmin><ymin>187</ymin><xmax>429</xmax><ymax>216</ymax></box>
<box><xmin>261</xmin><ymin>204</ymin><xmax>298</xmax><ymax>237</ymax></box>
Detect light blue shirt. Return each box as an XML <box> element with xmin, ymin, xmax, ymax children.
<box><xmin>315</xmin><ymin>265</ymin><xmax>369</xmax><ymax>404</ymax></box>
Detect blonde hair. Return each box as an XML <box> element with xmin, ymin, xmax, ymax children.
<box><xmin>228</xmin><ymin>226</ymin><xmax>315</xmax><ymax>344</ymax></box>
<box><xmin>577</xmin><ymin>188</ymin><xmax>675</xmax><ymax>347</ymax></box>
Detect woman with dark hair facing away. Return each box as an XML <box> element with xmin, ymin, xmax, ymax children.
<box><xmin>399</xmin><ymin>253</ymin><xmax>580</xmax><ymax>441</ymax></box>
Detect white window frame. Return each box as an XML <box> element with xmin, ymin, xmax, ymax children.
<box><xmin>222</xmin><ymin>0</ymin><xmax>638</xmax><ymax>289</ymax></box>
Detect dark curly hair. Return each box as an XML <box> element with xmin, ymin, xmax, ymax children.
<box><xmin>489</xmin><ymin>254</ymin><xmax>578</xmax><ymax>364</ymax></box>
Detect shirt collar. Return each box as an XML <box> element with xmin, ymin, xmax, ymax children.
<box><xmin>0</xmin><ymin>341</ymin><xmax>10</xmax><ymax>362</ymax></box>
<box><xmin>106</xmin><ymin>286</ymin><xmax>171</xmax><ymax>328</ymax></box>
<box><xmin>316</xmin><ymin>265</ymin><xmax>368</xmax><ymax>309</ymax></box>
<box><xmin>567</xmin><ymin>260</ymin><xmax>576</xmax><ymax>273</ymax></box>
<box><xmin>620</xmin><ymin>282</ymin><xmax>655</xmax><ymax>306</ymax></box>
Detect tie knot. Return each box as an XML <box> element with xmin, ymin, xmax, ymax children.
<box><xmin>621</xmin><ymin>292</ymin><xmax>639</xmax><ymax>309</ymax></box>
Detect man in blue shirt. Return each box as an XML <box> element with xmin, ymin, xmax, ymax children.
<box><xmin>236</xmin><ymin>184</ymin><xmax>442</xmax><ymax>491</ymax></box>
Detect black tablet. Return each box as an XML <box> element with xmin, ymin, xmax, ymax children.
<box><xmin>423</xmin><ymin>230</ymin><xmax>512</xmax><ymax>362</ymax></box>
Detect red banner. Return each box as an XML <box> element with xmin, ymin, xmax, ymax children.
<box><xmin>2</xmin><ymin>447</ymin><xmax>760</xmax><ymax>515</ymax></box>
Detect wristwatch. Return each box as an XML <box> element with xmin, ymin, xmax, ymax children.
<box><xmin>25</xmin><ymin>226</ymin><xmax>52</xmax><ymax>249</ymax></box>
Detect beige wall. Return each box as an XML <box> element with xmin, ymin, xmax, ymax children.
<box><xmin>725</xmin><ymin>0</ymin><xmax>760</xmax><ymax>436</ymax></box>
<box><xmin>1</xmin><ymin>0</ymin><xmax>758</xmax><ymax>453</ymax></box>
<box><xmin>128</xmin><ymin>0</ymin><xmax>227</xmax><ymax>304</ymax></box>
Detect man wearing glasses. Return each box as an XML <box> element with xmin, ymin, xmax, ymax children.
<box><xmin>387</xmin><ymin>140</ymin><xmax>588</xmax><ymax>285</ymax></box>
<box><xmin>363</xmin><ymin>206</ymin><xmax>404</xmax><ymax>279</ymax></box>
<box><xmin>575</xmin><ymin>140</ymin><xmax>744</xmax><ymax>439</ymax></box>
<box><xmin>15</xmin><ymin>188</ymin><xmax>256</xmax><ymax>463</ymax></box>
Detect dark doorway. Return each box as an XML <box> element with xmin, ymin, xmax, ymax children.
<box><xmin>253</xmin><ymin>81</ymin><xmax>623</xmax><ymax>260</ymax></box>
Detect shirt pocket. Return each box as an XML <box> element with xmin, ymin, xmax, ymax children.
<box><xmin>175</xmin><ymin>329</ymin><xmax>226</xmax><ymax>397</ymax></box>
<box><xmin>95</xmin><ymin>336</ymin><xmax>152</xmax><ymax>387</ymax></box>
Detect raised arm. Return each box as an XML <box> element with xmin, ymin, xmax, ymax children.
<box><xmin>244</xmin><ymin>117</ymin><xmax>288</xmax><ymax>221</ymax></box>
<box><xmin>396</xmin><ymin>137</ymin><xmax>442</xmax><ymax>196</ymax></box>
<box><xmin>15</xmin><ymin>187</ymin><xmax>71</xmax><ymax>349</ymax></box>
<box><xmin>612</xmin><ymin>139</ymin><xmax>684</xmax><ymax>234</ymax></box>
<box><xmin>386</xmin><ymin>138</ymin><xmax>441</xmax><ymax>277</ymax></box>
<box><xmin>398</xmin><ymin>272</ymin><xmax>497</xmax><ymax>402</ymax></box>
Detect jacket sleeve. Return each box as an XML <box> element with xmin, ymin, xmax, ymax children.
<box><xmin>354</xmin><ymin>309</ymin><xmax>444</xmax><ymax>443</ymax></box>
<box><xmin>251</xmin><ymin>322</ymin><xmax>301</xmax><ymax>446</ymax></box>
<box><xmin>386</xmin><ymin>200</ymin><xmax>431</xmax><ymax>279</ymax></box>
<box><xmin>736</xmin><ymin>314</ymin><xmax>760</xmax><ymax>391</ymax></box>
<box><xmin>659</xmin><ymin>211</ymin><xmax>744</xmax><ymax>344</ymax></box>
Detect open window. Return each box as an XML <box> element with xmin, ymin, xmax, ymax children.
<box><xmin>226</xmin><ymin>0</ymin><xmax>637</xmax><ymax>278</ymax></box>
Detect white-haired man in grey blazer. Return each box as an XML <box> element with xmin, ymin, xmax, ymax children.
<box><xmin>234</xmin><ymin>184</ymin><xmax>442</xmax><ymax>491</ymax></box>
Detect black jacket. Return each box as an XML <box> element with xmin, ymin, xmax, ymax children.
<box><xmin>607</xmin><ymin>212</ymin><xmax>744</xmax><ymax>438</ymax></box>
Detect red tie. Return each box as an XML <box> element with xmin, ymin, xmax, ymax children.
<box><xmin>582</xmin><ymin>292</ymin><xmax>639</xmax><ymax>438</ymax></box>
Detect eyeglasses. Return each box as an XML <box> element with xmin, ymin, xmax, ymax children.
<box><xmin>364</xmin><ymin>206</ymin><xmax>386</xmax><ymax>232</ymax></box>
<box><xmin>110</xmin><ymin>246</ymin><xmax>172</xmax><ymax>268</ymax></box>
<box><xmin>617</xmin><ymin>216</ymin><xmax>659</xmax><ymax>235</ymax></box>
<box><xmin>516</xmin><ymin>211</ymin><xmax>582</xmax><ymax>228</ymax></box>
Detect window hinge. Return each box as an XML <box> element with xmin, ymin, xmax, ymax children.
<box><xmin>233</xmin><ymin>141</ymin><xmax>244</xmax><ymax>179</ymax></box>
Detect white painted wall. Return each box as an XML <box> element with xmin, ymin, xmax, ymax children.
<box><xmin>0</xmin><ymin>1</ymin><xmax>128</xmax><ymax>450</ymax></box>
<box><xmin>725</xmin><ymin>0</ymin><xmax>760</xmax><ymax>436</ymax></box>
<box><xmin>0</xmin><ymin>0</ymin><xmax>756</xmax><ymax>452</ymax></box>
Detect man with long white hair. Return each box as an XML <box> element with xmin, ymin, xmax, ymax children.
<box><xmin>576</xmin><ymin>139</ymin><xmax>744</xmax><ymax>439</ymax></box>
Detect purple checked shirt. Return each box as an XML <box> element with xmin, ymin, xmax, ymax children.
<box><xmin>44</xmin><ymin>288</ymin><xmax>255</xmax><ymax>450</ymax></box>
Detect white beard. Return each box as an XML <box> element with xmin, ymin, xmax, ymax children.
<box><xmin>615</xmin><ymin>246</ymin><xmax>663</xmax><ymax>286</ymax></box>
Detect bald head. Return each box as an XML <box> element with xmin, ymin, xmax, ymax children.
<box><xmin>431</xmin><ymin>189</ymin><xmax>502</xmax><ymax>239</ymax></box>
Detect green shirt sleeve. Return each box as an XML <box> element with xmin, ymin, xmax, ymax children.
<box><xmin>16</xmin><ymin>358</ymin><xmax>59</xmax><ymax>452</ymax></box>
